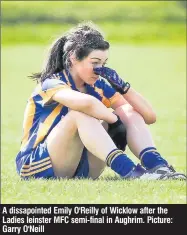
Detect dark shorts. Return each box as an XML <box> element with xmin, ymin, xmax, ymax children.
<box><xmin>16</xmin><ymin>141</ymin><xmax>89</xmax><ymax>180</ymax></box>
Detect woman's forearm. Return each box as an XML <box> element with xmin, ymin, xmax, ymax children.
<box><xmin>53</xmin><ymin>89</ymin><xmax>117</xmax><ymax>124</ymax></box>
<box><xmin>85</xmin><ymin>98</ymin><xmax>117</xmax><ymax>124</ymax></box>
<box><xmin>123</xmin><ymin>87</ymin><xmax>156</xmax><ymax>124</ymax></box>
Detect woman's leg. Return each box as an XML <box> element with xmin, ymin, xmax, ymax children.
<box><xmin>114</xmin><ymin>104</ymin><xmax>187</xmax><ymax>179</ymax></box>
<box><xmin>87</xmin><ymin>153</ymin><xmax>106</xmax><ymax>179</ymax></box>
<box><xmin>46</xmin><ymin>110</ymin><xmax>117</xmax><ymax>178</ymax></box>
<box><xmin>47</xmin><ymin>109</ymin><xmax>183</xmax><ymax>180</ymax></box>
<box><xmin>87</xmin><ymin>121</ymin><xmax>108</xmax><ymax>179</ymax></box>
<box><xmin>46</xmin><ymin>111</ymin><xmax>84</xmax><ymax>178</ymax></box>
<box><xmin>114</xmin><ymin>104</ymin><xmax>155</xmax><ymax>157</ymax></box>
<box><xmin>114</xmin><ymin>104</ymin><xmax>170</xmax><ymax>170</ymax></box>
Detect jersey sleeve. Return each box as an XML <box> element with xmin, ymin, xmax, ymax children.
<box><xmin>40</xmin><ymin>78</ymin><xmax>71</xmax><ymax>105</ymax></box>
<box><xmin>97</xmin><ymin>78</ymin><xmax>122</xmax><ymax>108</ymax></box>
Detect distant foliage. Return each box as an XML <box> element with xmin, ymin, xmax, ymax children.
<box><xmin>178</xmin><ymin>1</ymin><xmax>187</xmax><ymax>8</ymax></box>
<box><xmin>2</xmin><ymin>1</ymin><xmax>186</xmax><ymax>45</ymax></box>
<box><xmin>1</xmin><ymin>1</ymin><xmax>186</xmax><ymax>25</ymax></box>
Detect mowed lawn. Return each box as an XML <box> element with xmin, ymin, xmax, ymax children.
<box><xmin>1</xmin><ymin>44</ymin><xmax>186</xmax><ymax>204</ymax></box>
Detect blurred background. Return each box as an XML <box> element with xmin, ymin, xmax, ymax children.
<box><xmin>1</xmin><ymin>1</ymin><xmax>186</xmax><ymax>45</ymax></box>
<box><xmin>1</xmin><ymin>1</ymin><xmax>186</xmax><ymax>203</ymax></box>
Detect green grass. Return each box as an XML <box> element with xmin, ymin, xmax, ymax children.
<box><xmin>1</xmin><ymin>44</ymin><xmax>186</xmax><ymax>204</ymax></box>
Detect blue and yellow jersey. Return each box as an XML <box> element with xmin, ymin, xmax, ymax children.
<box><xmin>16</xmin><ymin>70</ymin><xmax>122</xmax><ymax>159</ymax></box>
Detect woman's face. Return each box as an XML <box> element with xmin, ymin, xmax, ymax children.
<box><xmin>71</xmin><ymin>49</ymin><xmax>109</xmax><ymax>85</ymax></box>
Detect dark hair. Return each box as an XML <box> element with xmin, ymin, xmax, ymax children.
<box><xmin>29</xmin><ymin>21</ymin><xmax>110</xmax><ymax>83</ymax></box>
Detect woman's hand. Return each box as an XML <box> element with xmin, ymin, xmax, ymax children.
<box><xmin>94</xmin><ymin>67</ymin><xmax>130</xmax><ymax>94</ymax></box>
<box><xmin>94</xmin><ymin>67</ymin><xmax>156</xmax><ymax>124</ymax></box>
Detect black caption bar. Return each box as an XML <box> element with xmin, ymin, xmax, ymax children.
<box><xmin>0</xmin><ymin>204</ymin><xmax>186</xmax><ymax>234</ymax></box>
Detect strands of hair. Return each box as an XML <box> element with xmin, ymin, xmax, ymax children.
<box><xmin>29</xmin><ymin>21</ymin><xmax>110</xmax><ymax>83</ymax></box>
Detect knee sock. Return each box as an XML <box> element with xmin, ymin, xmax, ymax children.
<box><xmin>139</xmin><ymin>147</ymin><xmax>168</xmax><ymax>169</ymax></box>
<box><xmin>106</xmin><ymin>149</ymin><xmax>135</xmax><ymax>177</ymax></box>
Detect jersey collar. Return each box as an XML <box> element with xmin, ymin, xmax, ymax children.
<box><xmin>62</xmin><ymin>69</ymin><xmax>94</xmax><ymax>93</ymax></box>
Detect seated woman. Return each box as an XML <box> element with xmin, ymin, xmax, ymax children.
<box><xmin>15</xmin><ymin>22</ymin><xmax>186</xmax><ymax>180</ymax></box>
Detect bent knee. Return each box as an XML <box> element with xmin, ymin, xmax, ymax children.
<box><xmin>122</xmin><ymin>106</ymin><xmax>156</xmax><ymax>124</ymax></box>
<box><xmin>116</xmin><ymin>104</ymin><xmax>144</xmax><ymax>124</ymax></box>
<box><xmin>116</xmin><ymin>104</ymin><xmax>156</xmax><ymax>125</ymax></box>
<box><xmin>69</xmin><ymin>110</ymin><xmax>99</xmax><ymax>122</ymax></box>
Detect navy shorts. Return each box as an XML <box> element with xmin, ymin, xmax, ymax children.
<box><xmin>16</xmin><ymin>128</ymin><xmax>127</xmax><ymax>180</ymax></box>
<box><xmin>16</xmin><ymin>141</ymin><xmax>89</xmax><ymax>180</ymax></box>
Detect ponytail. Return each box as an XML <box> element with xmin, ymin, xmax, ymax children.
<box><xmin>29</xmin><ymin>36</ymin><xmax>67</xmax><ymax>83</ymax></box>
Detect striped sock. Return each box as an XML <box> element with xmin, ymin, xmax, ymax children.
<box><xmin>106</xmin><ymin>149</ymin><xmax>135</xmax><ymax>177</ymax></box>
<box><xmin>140</xmin><ymin>147</ymin><xmax>168</xmax><ymax>169</ymax></box>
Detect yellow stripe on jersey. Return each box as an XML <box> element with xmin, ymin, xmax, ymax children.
<box><xmin>63</xmin><ymin>70</ymin><xmax>72</xmax><ymax>87</ymax></box>
<box><xmin>21</xmin><ymin>97</ymin><xmax>36</xmax><ymax>147</ymax></box>
<box><xmin>94</xmin><ymin>87</ymin><xmax>104</xmax><ymax>97</ymax></box>
<box><xmin>39</xmin><ymin>85</ymin><xmax>70</xmax><ymax>105</ymax></box>
<box><xmin>33</xmin><ymin>104</ymin><xmax>63</xmax><ymax>148</ymax></box>
<box><xmin>21</xmin><ymin>160</ymin><xmax>51</xmax><ymax>173</ymax></box>
<box><xmin>94</xmin><ymin>87</ymin><xmax>111</xmax><ymax>108</ymax></box>
<box><xmin>109</xmin><ymin>92</ymin><xmax>122</xmax><ymax>106</ymax></box>
<box><xmin>20</xmin><ymin>164</ymin><xmax>52</xmax><ymax>177</ymax></box>
<box><xmin>102</xmin><ymin>97</ymin><xmax>111</xmax><ymax>108</ymax></box>
<box><xmin>22</xmin><ymin>156</ymin><xmax>51</xmax><ymax>168</ymax></box>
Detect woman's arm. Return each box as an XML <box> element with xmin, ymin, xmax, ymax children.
<box><xmin>94</xmin><ymin>67</ymin><xmax>156</xmax><ymax>125</ymax></box>
<box><xmin>122</xmin><ymin>87</ymin><xmax>156</xmax><ymax>124</ymax></box>
<box><xmin>111</xmin><ymin>89</ymin><xmax>156</xmax><ymax>125</ymax></box>
<box><xmin>52</xmin><ymin>89</ymin><xmax>117</xmax><ymax>124</ymax></box>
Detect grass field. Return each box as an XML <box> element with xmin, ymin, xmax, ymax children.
<box><xmin>1</xmin><ymin>44</ymin><xmax>186</xmax><ymax>204</ymax></box>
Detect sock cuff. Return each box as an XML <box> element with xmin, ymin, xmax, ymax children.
<box><xmin>139</xmin><ymin>147</ymin><xmax>157</xmax><ymax>163</ymax></box>
<box><xmin>106</xmin><ymin>149</ymin><xmax>124</xmax><ymax>167</ymax></box>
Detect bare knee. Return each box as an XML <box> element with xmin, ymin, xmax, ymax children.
<box><xmin>52</xmin><ymin>110</ymin><xmax>101</xmax><ymax>141</ymax></box>
<box><xmin>69</xmin><ymin>110</ymin><xmax>100</xmax><ymax>124</ymax></box>
<box><xmin>58</xmin><ymin>111</ymin><xmax>78</xmax><ymax>133</ymax></box>
<box><xmin>115</xmin><ymin>104</ymin><xmax>144</xmax><ymax>125</ymax></box>
<box><xmin>124</xmin><ymin>106</ymin><xmax>144</xmax><ymax>124</ymax></box>
<box><xmin>47</xmin><ymin>110</ymin><xmax>79</xmax><ymax>143</ymax></box>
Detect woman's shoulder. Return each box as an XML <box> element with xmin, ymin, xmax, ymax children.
<box><xmin>41</xmin><ymin>78</ymin><xmax>67</xmax><ymax>91</ymax></box>
<box><xmin>29</xmin><ymin>74</ymin><xmax>67</xmax><ymax>98</ymax></box>
<box><xmin>41</xmin><ymin>72</ymin><xmax>68</xmax><ymax>90</ymax></box>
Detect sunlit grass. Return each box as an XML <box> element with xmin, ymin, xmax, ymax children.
<box><xmin>1</xmin><ymin>44</ymin><xmax>186</xmax><ymax>204</ymax></box>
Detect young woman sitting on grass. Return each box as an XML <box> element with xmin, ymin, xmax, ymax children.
<box><xmin>15</xmin><ymin>22</ymin><xmax>186</xmax><ymax>180</ymax></box>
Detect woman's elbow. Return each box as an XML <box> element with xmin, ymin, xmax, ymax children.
<box><xmin>145</xmin><ymin>111</ymin><xmax>157</xmax><ymax>125</ymax></box>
